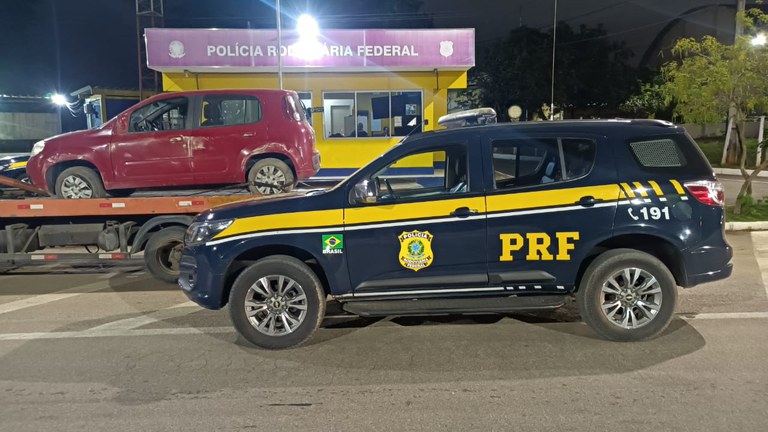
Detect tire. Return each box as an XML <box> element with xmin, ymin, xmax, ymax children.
<box><xmin>55</xmin><ymin>167</ymin><xmax>106</xmax><ymax>199</ymax></box>
<box><xmin>229</xmin><ymin>255</ymin><xmax>326</xmax><ymax>349</ymax></box>
<box><xmin>143</xmin><ymin>226</ymin><xmax>186</xmax><ymax>284</ymax></box>
<box><xmin>576</xmin><ymin>248</ymin><xmax>677</xmax><ymax>341</ymax></box>
<box><xmin>109</xmin><ymin>188</ymin><xmax>136</xmax><ymax>198</ymax></box>
<box><xmin>247</xmin><ymin>158</ymin><xmax>295</xmax><ymax>195</ymax></box>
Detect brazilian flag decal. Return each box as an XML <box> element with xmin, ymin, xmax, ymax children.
<box><xmin>322</xmin><ymin>234</ymin><xmax>344</xmax><ymax>255</ymax></box>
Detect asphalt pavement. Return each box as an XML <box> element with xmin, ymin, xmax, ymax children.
<box><xmin>0</xmin><ymin>232</ymin><xmax>767</xmax><ymax>431</ymax></box>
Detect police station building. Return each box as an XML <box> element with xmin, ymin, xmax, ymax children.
<box><xmin>145</xmin><ymin>28</ymin><xmax>475</xmax><ymax>177</ymax></box>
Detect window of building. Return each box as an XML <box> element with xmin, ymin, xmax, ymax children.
<box><xmin>371</xmin><ymin>145</ymin><xmax>467</xmax><ymax>201</ymax></box>
<box><xmin>322</xmin><ymin>90</ymin><xmax>423</xmax><ymax>138</ymax></box>
<box><xmin>200</xmin><ymin>95</ymin><xmax>261</xmax><ymax>128</ymax></box>
<box><xmin>129</xmin><ymin>97</ymin><xmax>189</xmax><ymax>132</ymax></box>
<box><xmin>492</xmin><ymin>138</ymin><xmax>596</xmax><ymax>190</ymax></box>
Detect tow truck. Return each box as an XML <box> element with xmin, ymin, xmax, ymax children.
<box><xmin>0</xmin><ymin>174</ymin><xmax>258</xmax><ymax>282</ymax></box>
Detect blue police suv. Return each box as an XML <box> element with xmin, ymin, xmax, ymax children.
<box><xmin>179</xmin><ymin>109</ymin><xmax>732</xmax><ymax>349</ymax></box>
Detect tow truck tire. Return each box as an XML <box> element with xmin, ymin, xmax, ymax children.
<box><xmin>144</xmin><ymin>226</ymin><xmax>186</xmax><ymax>284</ymax></box>
<box><xmin>577</xmin><ymin>249</ymin><xmax>677</xmax><ymax>342</ymax></box>
<box><xmin>55</xmin><ymin>167</ymin><xmax>107</xmax><ymax>199</ymax></box>
<box><xmin>247</xmin><ymin>158</ymin><xmax>295</xmax><ymax>195</ymax></box>
<box><xmin>229</xmin><ymin>255</ymin><xmax>325</xmax><ymax>350</ymax></box>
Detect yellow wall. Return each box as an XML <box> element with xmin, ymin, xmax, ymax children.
<box><xmin>162</xmin><ymin>70</ymin><xmax>467</xmax><ymax>169</ymax></box>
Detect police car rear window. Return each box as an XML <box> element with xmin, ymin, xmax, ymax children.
<box><xmin>629</xmin><ymin>138</ymin><xmax>686</xmax><ymax>168</ymax></box>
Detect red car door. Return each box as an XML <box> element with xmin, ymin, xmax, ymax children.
<box><xmin>187</xmin><ymin>94</ymin><xmax>268</xmax><ymax>185</ymax></box>
<box><xmin>111</xmin><ymin>96</ymin><xmax>193</xmax><ymax>188</ymax></box>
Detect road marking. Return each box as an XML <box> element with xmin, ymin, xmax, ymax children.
<box><xmin>0</xmin><ymin>278</ymin><xmax>114</xmax><ymax>316</ymax></box>
<box><xmin>680</xmin><ymin>311</ymin><xmax>768</xmax><ymax>320</ymax></box>
<box><xmin>0</xmin><ymin>327</ymin><xmax>233</xmax><ymax>341</ymax></box>
<box><xmin>750</xmin><ymin>231</ymin><xmax>768</xmax><ymax>301</ymax></box>
<box><xmin>0</xmin><ymin>312</ymin><xmax>766</xmax><ymax>341</ymax></box>
<box><xmin>85</xmin><ymin>301</ymin><xmax>199</xmax><ymax>332</ymax></box>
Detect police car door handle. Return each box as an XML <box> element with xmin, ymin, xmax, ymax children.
<box><xmin>451</xmin><ymin>207</ymin><xmax>478</xmax><ymax>218</ymax></box>
<box><xmin>577</xmin><ymin>196</ymin><xmax>603</xmax><ymax>207</ymax></box>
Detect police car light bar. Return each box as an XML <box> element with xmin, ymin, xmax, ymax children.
<box><xmin>438</xmin><ymin>108</ymin><xmax>497</xmax><ymax>129</ymax></box>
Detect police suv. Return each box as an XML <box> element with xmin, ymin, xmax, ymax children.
<box><xmin>179</xmin><ymin>109</ymin><xmax>732</xmax><ymax>349</ymax></box>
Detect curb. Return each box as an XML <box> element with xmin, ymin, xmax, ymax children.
<box><xmin>726</xmin><ymin>221</ymin><xmax>768</xmax><ymax>231</ymax></box>
<box><xmin>713</xmin><ymin>167</ymin><xmax>768</xmax><ymax>178</ymax></box>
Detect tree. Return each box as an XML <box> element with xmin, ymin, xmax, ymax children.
<box><xmin>660</xmin><ymin>8</ymin><xmax>768</xmax><ymax>214</ymax></box>
<box><xmin>619</xmin><ymin>73</ymin><xmax>675</xmax><ymax>119</ymax></box>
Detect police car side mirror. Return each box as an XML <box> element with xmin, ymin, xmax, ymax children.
<box><xmin>353</xmin><ymin>179</ymin><xmax>378</xmax><ymax>204</ymax></box>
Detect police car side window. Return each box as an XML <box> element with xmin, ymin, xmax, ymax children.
<box><xmin>562</xmin><ymin>139</ymin><xmax>596</xmax><ymax>180</ymax></box>
<box><xmin>492</xmin><ymin>138</ymin><xmax>595</xmax><ymax>190</ymax></box>
<box><xmin>372</xmin><ymin>146</ymin><xmax>468</xmax><ymax>201</ymax></box>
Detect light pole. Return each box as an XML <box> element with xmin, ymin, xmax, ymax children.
<box><xmin>550</xmin><ymin>0</ymin><xmax>558</xmax><ymax>120</ymax></box>
<box><xmin>276</xmin><ymin>0</ymin><xmax>283</xmax><ymax>89</ymax></box>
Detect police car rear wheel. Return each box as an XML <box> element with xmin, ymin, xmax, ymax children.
<box><xmin>577</xmin><ymin>249</ymin><xmax>677</xmax><ymax>342</ymax></box>
<box><xmin>229</xmin><ymin>256</ymin><xmax>325</xmax><ymax>349</ymax></box>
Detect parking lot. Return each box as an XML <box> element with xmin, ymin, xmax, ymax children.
<box><xmin>0</xmin><ymin>232</ymin><xmax>766</xmax><ymax>431</ymax></box>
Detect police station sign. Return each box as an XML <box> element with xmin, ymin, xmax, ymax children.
<box><xmin>145</xmin><ymin>28</ymin><xmax>474</xmax><ymax>72</ymax></box>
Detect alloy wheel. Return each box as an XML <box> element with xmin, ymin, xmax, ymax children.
<box><xmin>600</xmin><ymin>267</ymin><xmax>663</xmax><ymax>329</ymax></box>
<box><xmin>244</xmin><ymin>275</ymin><xmax>308</xmax><ymax>336</ymax></box>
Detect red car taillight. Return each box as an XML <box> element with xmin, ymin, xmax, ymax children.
<box><xmin>684</xmin><ymin>180</ymin><xmax>724</xmax><ymax>207</ymax></box>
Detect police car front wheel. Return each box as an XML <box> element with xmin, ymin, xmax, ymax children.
<box><xmin>577</xmin><ymin>249</ymin><xmax>677</xmax><ymax>342</ymax></box>
<box><xmin>229</xmin><ymin>255</ymin><xmax>326</xmax><ymax>349</ymax></box>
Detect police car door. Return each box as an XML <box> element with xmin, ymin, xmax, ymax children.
<box><xmin>483</xmin><ymin>131</ymin><xmax>619</xmax><ymax>293</ymax></box>
<box><xmin>344</xmin><ymin>136</ymin><xmax>490</xmax><ymax>297</ymax></box>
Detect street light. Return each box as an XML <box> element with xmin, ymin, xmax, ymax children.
<box><xmin>297</xmin><ymin>14</ymin><xmax>319</xmax><ymax>39</ymax></box>
<box><xmin>50</xmin><ymin>93</ymin><xmax>67</xmax><ymax>106</ymax></box>
<box><xmin>293</xmin><ymin>14</ymin><xmax>322</xmax><ymax>61</ymax></box>
<box><xmin>752</xmin><ymin>33</ymin><xmax>767</xmax><ymax>46</ymax></box>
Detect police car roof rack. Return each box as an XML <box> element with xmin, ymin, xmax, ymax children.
<box><xmin>629</xmin><ymin>119</ymin><xmax>675</xmax><ymax>127</ymax></box>
<box><xmin>438</xmin><ymin>108</ymin><xmax>497</xmax><ymax>129</ymax></box>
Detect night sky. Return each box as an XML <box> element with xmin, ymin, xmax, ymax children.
<box><xmin>0</xmin><ymin>0</ymin><xmax>740</xmax><ymax>97</ymax></box>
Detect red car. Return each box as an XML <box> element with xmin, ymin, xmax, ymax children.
<box><xmin>26</xmin><ymin>89</ymin><xmax>320</xmax><ymax>198</ymax></box>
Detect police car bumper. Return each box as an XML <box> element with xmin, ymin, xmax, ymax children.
<box><xmin>682</xmin><ymin>240</ymin><xmax>733</xmax><ymax>287</ymax></box>
<box><xmin>686</xmin><ymin>262</ymin><xmax>733</xmax><ymax>287</ymax></box>
<box><xmin>178</xmin><ymin>247</ymin><xmax>226</xmax><ymax>310</ymax></box>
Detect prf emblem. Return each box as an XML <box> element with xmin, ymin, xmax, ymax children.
<box><xmin>398</xmin><ymin>230</ymin><xmax>434</xmax><ymax>272</ymax></box>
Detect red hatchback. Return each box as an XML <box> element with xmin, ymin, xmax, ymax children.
<box><xmin>26</xmin><ymin>89</ymin><xmax>320</xmax><ymax>198</ymax></box>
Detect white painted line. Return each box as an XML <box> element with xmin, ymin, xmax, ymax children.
<box><xmin>0</xmin><ymin>279</ymin><xmax>113</xmax><ymax>316</ymax></box>
<box><xmin>1</xmin><ymin>311</ymin><xmax>768</xmax><ymax>341</ymax></box>
<box><xmin>750</xmin><ymin>231</ymin><xmax>768</xmax><ymax>301</ymax></box>
<box><xmin>680</xmin><ymin>311</ymin><xmax>768</xmax><ymax>320</ymax></box>
<box><xmin>0</xmin><ymin>327</ymin><xmax>233</xmax><ymax>341</ymax></box>
<box><xmin>85</xmin><ymin>301</ymin><xmax>200</xmax><ymax>332</ymax></box>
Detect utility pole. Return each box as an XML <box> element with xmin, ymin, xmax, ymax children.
<box><xmin>276</xmin><ymin>0</ymin><xmax>284</xmax><ymax>90</ymax></box>
<box><xmin>549</xmin><ymin>0</ymin><xmax>558</xmax><ymax>121</ymax></box>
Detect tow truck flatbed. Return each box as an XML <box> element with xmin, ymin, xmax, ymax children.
<box><xmin>0</xmin><ymin>174</ymin><xmax>264</xmax><ymax>282</ymax></box>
